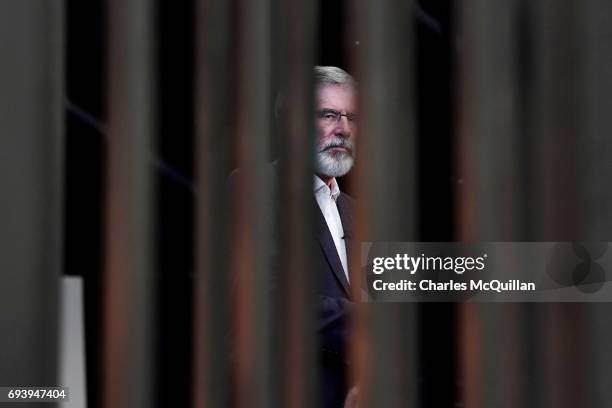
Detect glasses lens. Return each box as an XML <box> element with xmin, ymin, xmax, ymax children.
<box><xmin>319</xmin><ymin>110</ymin><xmax>339</xmax><ymax>124</ymax></box>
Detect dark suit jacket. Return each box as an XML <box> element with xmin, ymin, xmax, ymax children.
<box><xmin>316</xmin><ymin>190</ymin><xmax>355</xmax><ymax>408</ymax></box>
<box><xmin>228</xmin><ymin>163</ymin><xmax>354</xmax><ymax>408</ymax></box>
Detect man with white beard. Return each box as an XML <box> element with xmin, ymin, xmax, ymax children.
<box><xmin>314</xmin><ymin>67</ymin><xmax>357</xmax><ymax>183</ymax></box>
<box><xmin>313</xmin><ymin>66</ymin><xmax>357</xmax><ymax>290</ymax></box>
<box><xmin>311</xmin><ymin>66</ymin><xmax>358</xmax><ymax>408</ymax></box>
<box><xmin>228</xmin><ymin>66</ymin><xmax>358</xmax><ymax>408</ymax></box>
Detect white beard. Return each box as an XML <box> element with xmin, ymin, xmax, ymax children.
<box><xmin>315</xmin><ymin>137</ymin><xmax>355</xmax><ymax>177</ymax></box>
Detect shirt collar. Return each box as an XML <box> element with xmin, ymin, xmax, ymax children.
<box><xmin>314</xmin><ymin>175</ymin><xmax>341</xmax><ymax>202</ymax></box>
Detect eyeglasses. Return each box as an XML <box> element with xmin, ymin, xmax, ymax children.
<box><xmin>316</xmin><ymin>109</ymin><xmax>358</xmax><ymax>126</ymax></box>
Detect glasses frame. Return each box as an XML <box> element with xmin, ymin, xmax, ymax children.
<box><xmin>316</xmin><ymin>108</ymin><xmax>358</xmax><ymax>126</ymax></box>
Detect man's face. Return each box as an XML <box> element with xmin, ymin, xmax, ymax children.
<box><xmin>314</xmin><ymin>84</ymin><xmax>357</xmax><ymax>178</ymax></box>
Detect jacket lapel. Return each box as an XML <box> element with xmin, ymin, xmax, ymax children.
<box><xmin>314</xmin><ymin>199</ymin><xmax>351</xmax><ymax>297</ymax></box>
<box><xmin>337</xmin><ymin>193</ymin><xmax>368</xmax><ymax>298</ymax></box>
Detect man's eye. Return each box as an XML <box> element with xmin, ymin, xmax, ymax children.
<box><xmin>324</xmin><ymin>113</ymin><xmax>336</xmax><ymax>119</ymax></box>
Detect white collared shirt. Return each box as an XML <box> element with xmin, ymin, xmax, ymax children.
<box><xmin>314</xmin><ymin>176</ymin><xmax>349</xmax><ymax>283</ymax></box>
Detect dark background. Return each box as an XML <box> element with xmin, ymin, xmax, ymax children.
<box><xmin>64</xmin><ymin>1</ymin><xmax>455</xmax><ymax>406</ymax></box>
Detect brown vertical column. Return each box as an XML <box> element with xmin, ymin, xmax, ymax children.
<box><xmin>193</xmin><ymin>0</ymin><xmax>233</xmax><ymax>406</ymax></box>
<box><xmin>103</xmin><ymin>0</ymin><xmax>157</xmax><ymax>407</ymax></box>
<box><xmin>0</xmin><ymin>0</ymin><xmax>63</xmax><ymax>399</ymax></box>
<box><xmin>581</xmin><ymin>0</ymin><xmax>612</xmax><ymax>238</ymax></box>
<box><xmin>457</xmin><ymin>0</ymin><xmax>585</xmax><ymax>238</ymax></box>
<box><xmin>457</xmin><ymin>1</ymin><xmax>588</xmax><ymax>407</ymax></box>
<box><xmin>230</xmin><ymin>0</ymin><xmax>275</xmax><ymax>406</ymax></box>
<box><xmin>272</xmin><ymin>0</ymin><xmax>318</xmax><ymax>407</ymax></box>
<box><xmin>531</xmin><ymin>0</ymin><xmax>585</xmax><ymax>241</ymax></box>
<box><xmin>531</xmin><ymin>2</ymin><xmax>586</xmax><ymax>408</ymax></box>
<box><xmin>457</xmin><ymin>0</ymin><xmax>524</xmax><ymax>240</ymax></box>
<box><xmin>456</xmin><ymin>2</ymin><xmax>527</xmax><ymax>408</ymax></box>
<box><xmin>195</xmin><ymin>1</ymin><xmax>319</xmax><ymax>406</ymax></box>
<box><xmin>353</xmin><ymin>0</ymin><xmax>418</xmax><ymax>406</ymax></box>
<box><xmin>583</xmin><ymin>0</ymin><xmax>612</xmax><ymax>405</ymax></box>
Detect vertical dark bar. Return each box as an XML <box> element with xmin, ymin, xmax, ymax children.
<box><xmin>353</xmin><ymin>0</ymin><xmax>418</xmax><ymax>406</ymax></box>
<box><xmin>231</xmin><ymin>0</ymin><xmax>274</xmax><ymax>406</ymax></box>
<box><xmin>103</xmin><ymin>0</ymin><xmax>157</xmax><ymax>407</ymax></box>
<box><xmin>456</xmin><ymin>2</ymin><xmax>526</xmax><ymax>408</ymax></box>
<box><xmin>272</xmin><ymin>0</ymin><xmax>318</xmax><ymax>406</ymax></box>
<box><xmin>457</xmin><ymin>1</ymin><xmax>588</xmax><ymax>408</ymax></box>
<box><xmin>581</xmin><ymin>0</ymin><xmax>612</xmax><ymax>237</ymax></box>
<box><xmin>459</xmin><ymin>303</ymin><xmax>537</xmax><ymax>408</ymax></box>
<box><xmin>531</xmin><ymin>2</ymin><xmax>586</xmax><ymax>407</ymax></box>
<box><xmin>586</xmin><ymin>304</ymin><xmax>612</xmax><ymax>408</ymax></box>
<box><xmin>456</xmin><ymin>0</ymin><xmax>523</xmax><ymax>240</ymax></box>
<box><xmin>531</xmin><ymin>0</ymin><xmax>585</xmax><ymax>240</ymax></box>
<box><xmin>193</xmin><ymin>0</ymin><xmax>232</xmax><ymax>406</ymax></box>
<box><xmin>0</xmin><ymin>0</ymin><xmax>63</xmax><ymax>399</ymax></box>
<box><xmin>583</xmin><ymin>1</ymin><xmax>612</xmax><ymax>405</ymax></box>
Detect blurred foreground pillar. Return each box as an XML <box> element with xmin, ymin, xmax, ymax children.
<box><xmin>0</xmin><ymin>0</ymin><xmax>63</xmax><ymax>395</ymax></box>
<box><xmin>272</xmin><ymin>0</ymin><xmax>318</xmax><ymax>407</ymax></box>
<box><xmin>457</xmin><ymin>1</ymin><xmax>612</xmax><ymax>407</ymax></box>
<box><xmin>582</xmin><ymin>0</ymin><xmax>612</xmax><ymax>406</ymax></box>
<box><xmin>102</xmin><ymin>0</ymin><xmax>157</xmax><ymax>407</ymax></box>
<box><xmin>194</xmin><ymin>0</ymin><xmax>318</xmax><ymax>406</ymax></box>
<box><xmin>228</xmin><ymin>0</ymin><xmax>276</xmax><ymax>406</ymax></box>
<box><xmin>353</xmin><ymin>0</ymin><xmax>419</xmax><ymax>407</ymax></box>
<box><xmin>193</xmin><ymin>0</ymin><xmax>233</xmax><ymax>406</ymax></box>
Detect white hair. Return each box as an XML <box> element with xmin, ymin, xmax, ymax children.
<box><xmin>313</xmin><ymin>66</ymin><xmax>356</xmax><ymax>91</ymax></box>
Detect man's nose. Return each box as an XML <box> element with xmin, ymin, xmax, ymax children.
<box><xmin>334</xmin><ymin>116</ymin><xmax>352</xmax><ymax>137</ymax></box>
